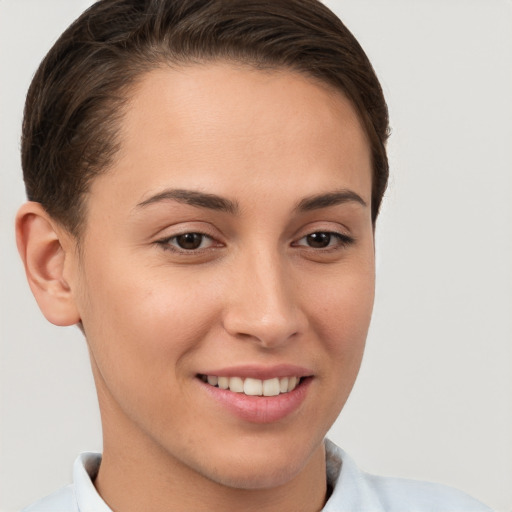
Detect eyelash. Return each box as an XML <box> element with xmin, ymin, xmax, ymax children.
<box><xmin>155</xmin><ymin>230</ymin><xmax>354</xmax><ymax>253</ymax></box>
<box><xmin>156</xmin><ymin>232</ymin><xmax>220</xmax><ymax>252</ymax></box>
<box><xmin>293</xmin><ymin>231</ymin><xmax>355</xmax><ymax>250</ymax></box>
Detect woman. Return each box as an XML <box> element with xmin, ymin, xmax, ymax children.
<box><xmin>10</xmin><ymin>0</ymin><xmax>501</xmax><ymax>510</ymax></box>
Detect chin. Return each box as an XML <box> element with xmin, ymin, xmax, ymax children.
<box><xmin>204</xmin><ymin>456</ymin><xmax>306</xmax><ymax>490</ymax></box>
<box><xmin>186</xmin><ymin>435</ymin><xmax>324</xmax><ymax>491</ymax></box>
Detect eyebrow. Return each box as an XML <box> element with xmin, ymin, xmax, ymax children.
<box><xmin>135</xmin><ymin>187</ymin><xmax>367</xmax><ymax>215</ymax></box>
<box><xmin>136</xmin><ymin>189</ymin><xmax>239</xmax><ymax>214</ymax></box>
<box><xmin>295</xmin><ymin>190</ymin><xmax>367</xmax><ymax>211</ymax></box>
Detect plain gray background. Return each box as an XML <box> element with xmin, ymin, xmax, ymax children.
<box><xmin>1</xmin><ymin>1</ymin><xmax>511</xmax><ymax>511</ymax></box>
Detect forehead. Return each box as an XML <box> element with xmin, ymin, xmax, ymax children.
<box><xmin>87</xmin><ymin>62</ymin><xmax>372</xmax><ymax>216</ymax></box>
<box><xmin>122</xmin><ymin>63</ymin><xmax>367</xmax><ymax>154</ymax></box>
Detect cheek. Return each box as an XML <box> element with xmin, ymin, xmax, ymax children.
<box><xmin>303</xmin><ymin>254</ymin><xmax>375</xmax><ymax>401</ymax></box>
<box><xmin>318</xmin><ymin>289</ymin><xmax>373</xmax><ymax>384</ymax></box>
<box><xmin>306</xmin><ymin>258</ymin><xmax>375</xmax><ymax>347</ymax></box>
<box><xmin>75</xmin><ymin>257</ymin><xmax>219</xmax><ymax>399</ymax></box>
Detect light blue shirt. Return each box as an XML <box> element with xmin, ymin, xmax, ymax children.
<box><xmin>22</xmin><ymin>439</ymin><xmax>493</xmax><ymax>511</ymax></box>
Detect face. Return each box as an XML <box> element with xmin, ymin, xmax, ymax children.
<box><xmin>70</xmin><ymin>63</ymin><xmax>375</xmax><ymax>490</ymax></box>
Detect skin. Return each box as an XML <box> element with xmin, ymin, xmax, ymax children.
<box><xmin>17</xmin><ymin>63</ymin><xmax>375</xmax><ymax>512</ymax></box>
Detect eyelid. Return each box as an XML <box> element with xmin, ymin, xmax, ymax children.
<box><xmin>152</xmin><ymin>220</ymin><xmax>222</xmax><ymax>240</ymax></box>
<box><xmin>156</xmin><ymin>230</ymin><xmax>225</xmax><ymax>252</ymax></box>
<box><xmin>152</xmin><ymin>222</ymin><xmax>226</xmax><ymax>253</ymax></box>
<box><xmin>291</xmin><ymin>219</ymin><xmax>354</xmax><ymax>244</ymax></box>
<box><xmin>292</xmin><ymin>230</ymin><xmax>355</xmax><ymax>249</ymax></box>
<box><xmin>162</xmin><ymin>232</ymin><xmax>212</xmax><ymax>248</ymax></box>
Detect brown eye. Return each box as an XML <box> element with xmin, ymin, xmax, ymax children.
<box><xmin>306</xmin><ymin>232</ymin><xmax>332</xmax><ymax>248</ymax></box>
<box><xmin>175</xmin><ymin>233</ymin><xmax>206</xmax><ymax>250</ymax></box>
<box><xmin>157</xmin><ymin>232</ymin><xmax>216</xmax><ymax>252</ymax></box>
<box><xmin>293</xmin><ymin>231</ymin><xmax>354</xmax><ymax>250</ymax></box>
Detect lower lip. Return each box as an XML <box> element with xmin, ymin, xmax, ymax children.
<box><xmin>199</xmin><ymin>378</ymin><xmax>312</xmax><ymax>424</ymax></box>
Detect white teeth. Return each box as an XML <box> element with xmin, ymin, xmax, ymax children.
<box><xmin>203</xmin><ymin>375</ymin><xmax>302</xmax><ymax>396</ymax></box>
<box><xmin>228</xmin><ymin>376</ymin><xmax>244</xmax><ymax>393</ymax></box>
<box><xmin>244</xmin><ymin>378</ymin><xmax>263</xmax><ymax>396</ymax></box>
<box><xmin>218</xmin><ymin>376</ymin><xmax>229</xmax><ymax>389</ymax></box>
<box><xmin>287</xmin><ymin>376</ymin><xmax>298</xmax><ymax>392</ymax></box>
<box><xmin>263</xmin><ymin>378</ymin><xmax>280</xmax><ymax>396</ymax></box>
<box><xmin>207</xmin><ymin>375</ymin><xmax>218</xmax><ymax>386</ymax></box>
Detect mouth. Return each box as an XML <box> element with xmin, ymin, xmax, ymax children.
<box><xmin>198</xmin><ymin>374</ymin><xmax>305</xmax><ymax>397</ymax></box>
<box><xmin>197</xmin><ymin>369</ymin><xmax>313</xmax><ymax>423</ymax></box>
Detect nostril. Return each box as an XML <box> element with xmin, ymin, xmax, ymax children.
<box><xmin>223</xmin><ymin>310</ymin><xmax>304</xmax><ymax>348</ymax></box>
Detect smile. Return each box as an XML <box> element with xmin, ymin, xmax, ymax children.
<box><xmin>199</xmin><ymin>375</ymin><xmax>302</xmax><ymax>396</ymax></box>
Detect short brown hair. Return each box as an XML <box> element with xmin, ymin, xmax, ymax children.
<box><xmin>22</xmin><ymin>0</ymin><xmax>390</xmax><ymax>237</ymax></box>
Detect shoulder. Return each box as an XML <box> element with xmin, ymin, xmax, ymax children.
<box><xmin>362</xmin><ymin>472</ymin><xmax>493</xmax><ymax>512</ymax></box>
<box><xmin>21</xmin><ymin>452</ymin><xmax>107</xmax><ymax>512</ymax></box>
<box><xmin>324</xmin><ymin>439</ymin><xmax>494</xmax><ymax>512</ymax></box>
<box><xmin>21</xmin><ymin>484</ymin><xmax>77</xmax><ymax>512</ymax></box>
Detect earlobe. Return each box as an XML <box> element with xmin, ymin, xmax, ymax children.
<box><xmin>15</xmin><ymin>202</ymin><xmax>81</xmax><ymax>327</ymax></box>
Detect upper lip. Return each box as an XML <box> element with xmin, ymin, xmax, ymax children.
<box><xmin>197</xmin><ymin>364</ymin><xmax>313</xmax><ymax>380</ymax></box>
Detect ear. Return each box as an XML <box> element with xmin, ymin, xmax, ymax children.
<box><xmin>16</xmin><ymin>202</ymin><xmax>81</xmax><ymax>326</ymax></box>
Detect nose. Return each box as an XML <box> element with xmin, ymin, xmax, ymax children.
<box><xmin>222</xmin><ymin>248</ymin><xmax>306</xmax><ymax>348</ymax></box>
